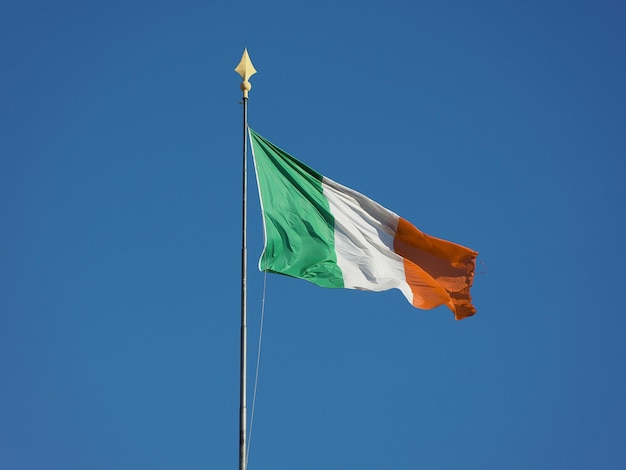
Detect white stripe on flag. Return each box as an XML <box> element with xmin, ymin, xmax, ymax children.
<box><xmin>321</xmin><ymin>177</ymin><xmax>413</xmax><ymax>302</ymax></box>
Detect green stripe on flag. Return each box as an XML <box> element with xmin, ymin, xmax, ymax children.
<box><xmin>249</xmin><ymin>129</ymin><xmax>344</xmax><ymax>288</ymax></box>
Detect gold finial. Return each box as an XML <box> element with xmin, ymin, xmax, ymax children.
<box><xmin>235</xmin><ymin>48</ymin><xmax>257</xmax><ymax>99</ymax></box>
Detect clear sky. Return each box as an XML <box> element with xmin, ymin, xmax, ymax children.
<box><xmin>2</xmin><ymin>1</ymin><xmax>625</xmax><ymax>469</ymax></box>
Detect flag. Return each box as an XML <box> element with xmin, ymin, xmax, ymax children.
<box><xmin>249</xmin><ymin>128</ymin><xmax>478</xmax><ymax>320</ymax></box>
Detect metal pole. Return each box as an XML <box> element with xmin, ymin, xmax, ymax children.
<box><xmin>235</xmin><ymin>49</ymin><xmax>256</xmax><ymax>470</ymax></box>
<box><xmin>239</xmin><ymin>95</ymin><xmax>248</xmax><ymax>470</ymax></box>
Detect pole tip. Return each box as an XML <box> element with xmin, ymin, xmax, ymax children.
<box><xmin>235</xmin><ymin>49</ymin><xmax>257</xmax><ymax>98</ymax></box>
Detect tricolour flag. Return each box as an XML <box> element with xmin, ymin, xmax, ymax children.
<box><xmin>249</xmin><ymin>128</ymin><xmax>478</xmax><ymax>320</ymax></box>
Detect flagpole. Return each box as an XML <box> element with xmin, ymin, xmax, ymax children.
<box><xmin>235</xmin><ymin>49</ymin><xmax>256</xmax><ymax>470</ymax></box>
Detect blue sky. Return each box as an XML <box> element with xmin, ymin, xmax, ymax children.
<box><xmin>2</xmin><ymin>1</ymin><xmax>625</xmax><ymax>469</ymax></box>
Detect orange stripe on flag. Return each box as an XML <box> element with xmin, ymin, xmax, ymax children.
<box><xmin>393</xmin><ymin>218</ymin><xmax>478</xmax><ymax>320</ymax></box>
